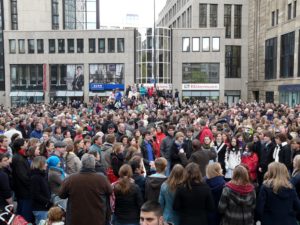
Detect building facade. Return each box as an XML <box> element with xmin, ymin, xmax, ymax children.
<box><xmin>248</xmin><ymin>0</ymin><xmax>300</xmax><ymax>106</ymax></box>
<box><xmin>157</xmin><ymin>0</ymin><xmax>249</xmax><ymax>103</ymax></box>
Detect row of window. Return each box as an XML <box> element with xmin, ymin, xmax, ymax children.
<box><xmin>162</xmin><ymin>0</ymin><xmax>189</xmax><ymax>25</ymax></box>
<box><xmin>9</xmin><ymin>38</ymin><xmax>125</xmax><ymax>54</ymax></box>
<box><xmin>199</xmin><ymin>4</ymin><xmax>218</xmax><ymax>28</ymax></box>
<box><xmin>265</xmin><ymin>31</ymin><xmax>299</xmax><ymax>80</ymax></box>
<box><xmin>271</xmin><ymin>1</ymin><xmax>297</xmax><ymax>27</ymax></box>
<box><xmin>182</xmin><ymin>63</ymin><xmax>219</xmax><ymax>83</ymax></box>
<box><xmin>182</xmin><ymin>37</ymin><xmax>220</xmax><ymax>52</ymax></box>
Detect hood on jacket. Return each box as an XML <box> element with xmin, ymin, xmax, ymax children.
<box><xmin>206</xmin><ymin>176</ymin><xmax>226</xmax><ymax>192</ymax></box>
<box><xmin>147</xmin><ymin>176</ymin><xmax>167</xmax><ymax>189</ymax></box>
<box><xmin>225</xmin><ymin>182</ymin><xmax>255</xmax><ymax>207</ymax></box>
<box><xmin>101</xmin><ymin>142</ymin><xmax>113</xmax><ymax>152</ymax></box>
<box><xmin>226</xmin><ymin>182</ymin><xmax>254</xmax><ymax>195</ymax></box>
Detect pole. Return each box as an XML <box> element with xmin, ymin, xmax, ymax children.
<box><xmin>153</xmin><ymin>0</ymin><xmax>156</xmax><ymax>88</ymax></box>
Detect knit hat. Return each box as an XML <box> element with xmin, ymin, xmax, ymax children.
<box><xmin>47</xmin><ymin>156</ymin><xmax>60</xmax><ymax>167</ymax></box>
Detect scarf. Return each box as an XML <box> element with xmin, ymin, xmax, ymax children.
<box><xmin>49</xmin><ymin>166</ymin><xmax>65</xmax><ymax>179</ymax></box>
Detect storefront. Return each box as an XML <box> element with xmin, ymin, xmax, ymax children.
<box><xmin>10</xmin><ymin>91</ymin><xmax>44</xmax><ymax>106</ymax></box>
<box><xmin>182</xmin><ymin>83</ymin><xmax>220</xmax><ymax>101</ymax></box>
<box><xmin>279</xmin><ymin>84</ymin><xmax>300</xmax><ymax>106</ymax></box>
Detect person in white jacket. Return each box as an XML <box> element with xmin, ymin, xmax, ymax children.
<box><xmin>224</xmin><ymin>137</ymin><xmax>241</xmax><ymax>179</ymax></box>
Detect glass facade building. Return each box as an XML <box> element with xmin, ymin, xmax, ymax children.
<box><xmin>136</xmin><ymin>27</ymin><xmax>171</xmax><ymax>84</ymax></box>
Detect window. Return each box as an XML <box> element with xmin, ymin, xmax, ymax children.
<box><xmin>294</xmin><ymin>1</ymin><xmax>297</xmax><ymax>18</ymax></box>
<box><xmin>37</xmin><ymin>39</ymin><xmax>44</xmax><ymax>53</ymax></box>
<box><xmin>89</xmin><ymin>39</ymin><xmax>96</xmax><ymax>53</ymax></box>
<box><xmin>234</xmin><ymin>5</ymin><xmax>242</xmax><ymax>38</ymax></box>
<box><xmin>67</xmin><ymin>39</ymin><xmax>74</xmax><ymax>53</ymax></box>
<box><xmin>212</xmin><ymin>37</ymin><xmax>220</xmax><ymax>51</ymax></box>
<box><xmin>182</xmin><ymin>63</ymin><xmax>220</xmax><ymax>83</ymax></box>
<box><xmin>192</xmin><ymin>37</ymin><xmax>200</xmax><ymax>51</ymax></box>
<box><xmin>52</xmin><ymin>0</ymin><xmax>59</xmax><ymax>30</ymax></box>
<box><xmin>98</xmin><ymin>38</ymin><xmax>105</xmax><ymax>53</ymax></box>
<box><xmin>276</xmin><ymin>9</ymin><xmax>279</xmax><ymax>24</ymax></box>
<box><xmin>199</xmin><ymin>4</ymin><xmax>207</xmax><ymax>27</ymax></box>
<box><xmin>182</xmin><ymin>12</ymin><xmax>186</xmax><ymax>28</ymax></box>
<box><xmin>280</xmin><ymin>32</ymin><xmax>295</xmax><ymax>78</ymax></box>
<box><xmin>265</xmin><ymin>37</ymin><xmax>277</xmax><ymax>80</ymax></box>
<box><xmin>288</xmin><ymin>3</ymin><xmax>292</xmax><ymax>20</ymax></box>
<box><xmin>108</xmin><ymin>38</ymin><xmax>115</xmax><ymax>53</ymax></box>
<box><xmin>28</xmin><ymin>39</ymin><xmax>35</xmax><ymax>54</ymax></box>
<box><xmin>210</xmin><ymin>4</ymin><xmax>218</xmax><ymax>27</ymax></box>
<box><xmin>182</xmin><ymin>37</ymin><xmax>190</xmax><ymax>52</ymax></box>
<box><xmin>187</xmin><ymin>6</ymin><xmax>192</xmax><ymax>28</ymax></box>
<box><xmin>272</xmin><ymin>11</ymin><xmax>275</xmax><ymax>26</ymax></box>
<box><xmin>266</xmin><ymin>91</ymin><xmax>274</xmax><ymax>103</ymax></box>
<box><xmin>10</xmin><ymin>65</ymin><xmax>43</xmax><ymax>90</ymax></box>
<box><xmin>225</xmin><ymin>45</ymin><xmax>241</xmax><ymax>78</ymax></box>
<box><xmin>202</xmin><ymin>37</ymin><xmax>210</xmax><ymax>52</ymax></box>
<box><xmin>58</xmin><ymin>39</ymin><xmax>65</xmax><ymax>53</ymax></box>
<box><xmin>224</xmin><ymin>4</ymin><xmax>231</xmax><ymax>38</ymax></box>
<box><xmin>49</xmin><ymin>39</ymin><xmax>56</xmax><ymax>53</ymax></box>
<box><xmin>9</xmin><ymin>40</ymin><xmax>16</xmax><ymax>53</ymax></box>
<box><xmin>77</xmin><ymin>39</ymin><xmax>84</xmax><ymax>53</ymax></box>
<box><xmin>11</xmin><ymin>0</ymin><xmax>18</xmax><ymax>30</ymax></box>
<box><xmin>89</xmin><ymin>64</ymin><xmax>124</xmax><ymax>85</ymax></box>
<box><xmin>117</xmin><ymin>38</ymin><xmax>124</xmax><ymax>53</ymax></box>
<box><xmin>18</xmin><ymin>39</ymin><xmax>25</xmax><ymax>54</ymax></box>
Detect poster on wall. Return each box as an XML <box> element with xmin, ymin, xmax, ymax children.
<box><xmin>66</xmin><ymin>64</ymin><xmax>84</xmax><ymax>91</ymax></box>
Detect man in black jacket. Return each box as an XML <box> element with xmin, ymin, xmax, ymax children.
<box><xmin>0</xmin><ymin>153</ymin><xmax>12</xmax><ymax>213</ymax></box>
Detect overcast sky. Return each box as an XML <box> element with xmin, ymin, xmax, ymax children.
<box><xmin>100</xmin><ymin>0</ymin><xmax>167</xmax><ymax>27</ymax></box>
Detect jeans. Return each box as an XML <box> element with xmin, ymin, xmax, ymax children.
<box><xmin>33</xmin><ymin>211</ymin><xmax>48</xmax><ymax>225</ymax></box>
<box><xmin>16</xmin><ymin>199</ymin><xmax>33</xmax><ymax>222</ymax></box>
<box><xmin>165</xmin><ymin>160</ymin><xmax>171</xmax><ymax>176</ymax></box>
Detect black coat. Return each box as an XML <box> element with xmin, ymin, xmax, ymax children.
<box><xmin>182</xmin><ymin>138</ymin><xmax>193</xmax><ymax>159</ymax></box>
<box><xmin>11</xmin><ymin>153</ymin><xmax>31</xmax><ymax>199</ymax></box>
<box><xmin>170</xmin><ymin>141</ymin><xmax>184</xmax><ymax>169</ymax></box>
<box><xmin>214</xmin><ymin>142</ymin><xmax>227</xmax><ymax>173</ymax></box>
<box><xmin>278</xmin><ymin>142</ymin><xmax>292</xmax><ymax>172</ymax></box>
<box><xmin>259</xmin><ymin>142</ymin><xmax>275</xmax><ymax>173</ymax></box>
<box><xmin>173</xmin><ymin>182</ymin><xmax>214</xmax><ymax>225</ymax></box>
<box><xmin>30</xmin><ymin>169</ymin><xmax>51</xmax><ymax>211</ymax></box>
<box><xmin>0</xmin><ymin>169</ymin><xmax>12</xmax><ymax>211</ymax></box>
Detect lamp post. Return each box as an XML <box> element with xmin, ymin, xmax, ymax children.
<box><xmin>153</xmin><ymin>0</ymin><xmax>156</xmax><ymax>88</ymax></box>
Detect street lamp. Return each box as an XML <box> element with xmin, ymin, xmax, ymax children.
<box><xmin>153</xmin><ymin>0</ymin><xmax>156</xmax><ymax>88</ymax></box>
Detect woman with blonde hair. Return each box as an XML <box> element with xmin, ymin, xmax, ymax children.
<box><xmin>159</xmin><ymin>164</ymin><xmax>185</xmax><ymax>225</ymax></box>
<box><xmin>257</xmin><ymin>162</ymin><xmax>300</xmax><ymax>225</ymax></box>
<box><xmin>205</xmin><ymin>163</ymin><xmax>225</xmax><ymax>225</ymax></box>
<box><xmin>219</xmin><ymin>165</ymin><xmax>256</xmax><ymax>225</ymax></box>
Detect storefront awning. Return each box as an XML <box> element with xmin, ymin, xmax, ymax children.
<box><xmin>9</xmin><ymin>92</ymin><xmax>18</xmax><ymax>97</ymax></box>
<box><xmin>56</xmin><ymin>91</ymin><xmax>67</xmax><ymax>97</ymax></box>
<box><xmin>9</xmin><ymin>92</ymin><xmax>44</xmax><ymax>97</ymax></box>
<box><xmin>89</xmin><ymin>92</ymin><xmax>110</xmax><ymax>97</ymax></box>
<box><xmin>56</xmin><ymin>91</ymin><xmax>83</xmax><ymax>97</ymax></box>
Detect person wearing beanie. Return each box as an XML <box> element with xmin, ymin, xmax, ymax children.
<box><xmin>59</xmin><ymin>153</ymin><xmax>112</xmax><ymax>225</ymax></box>
<box><xmin>47</xmin><ymin>155</ymin><xmax>65</xmax><ymax>198</ymax></box>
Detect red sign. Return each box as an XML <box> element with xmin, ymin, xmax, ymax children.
<box><xmin>43</xmin><ymin>64</ymin><xmax>47</xmax><ymax>92</ymax></box>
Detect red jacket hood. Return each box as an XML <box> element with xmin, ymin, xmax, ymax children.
<box><xmin>226</xmin><ymin>182</ymin><xmax>254</xmax><ymax>195</ymax></box>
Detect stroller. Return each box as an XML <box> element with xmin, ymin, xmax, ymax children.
<box><xmin>0</xmin><ymin>205</ymin><xmax>31</xmax><ymax>225</ymax></box>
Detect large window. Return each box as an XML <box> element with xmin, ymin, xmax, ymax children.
<box><xmin>182</xmin><ymin>63</ymin><xmax>220</xmax><ymax>83</ymax></box>
<box><xmin>265</xmin><ymin>37</ymin><xmax>277</xmax><ymax>80</ymax></box>
<box><xmin>11</xmin><ymin>64</ymin><xmax>43</xmax><ymax>90</ymax></box>
<box><xmin>89</xmin><ymin>64</ymin><xmax>124</xmax><ymax>84</ymax></box>
<box><xmin>9</xmin><ymin>40</ymin><xmax>16</xmax><ymax>54</ymax></box>
<box><xmin>210</xmin><ymin>4</ymin><xmax>218</xmax><ymax>27</ymax></box>
<box><xmin>225</xmin><ymin>45</ymin><xmax>241</xmax><ymax>78</ymax></box>
<box><xmin>89</xmin><ymin>39</ymin><xmax>96</xmax><ymax>53</ymax></box>
<box><xmin>28</xmin><ymin>39</ymin><xmax>35</xmax><ymax>54</ymax></box>
<box><xmin>192</xmin><ymin>37</ymin><xmax>200</xmax><ymax>52</ymax></box>
<box><xmin>202</xmin><ymin>37</ymin><xmax>210</xmax><ymax>52</ymax></box>
<box><xmin>117</xmin><ymin>38</ymin><xmax>124</xmax><ymax>53</ymax></box>
<box><xmin>108</xmin><ymin>38</ymin><xmax>115</xmax><ymax>53</ymax></box>
<box><xmin>67</xmin><ymin>39</ymin><xmax>74</xmax><ymax>53</ymax></box>
<box><xmin>288</xmin><ymin>3</ymin><xmax>292</xmax><ymax>20</ymax></box>
<box><xmin>224</xmin><ymin>4</ymin><xmax>231</xmax><ymax>38</ymax></box>
<box><xmin>77</xmin><ymin>39</ymin><xmax>84</xmax><ymax>53</ymax></box>
<box><xmin>98</xmin><ymin>38</ymin><xmax>105</xmax><ymax>53</ymax></box>
<box><xmin>280</xmin><ymin>32</ymin><xmax>295</xmax><ymax>78</ymax></box>
<box><xmin>212</xmin><ymin>37</ymin><xmax>220</xmax><ymax>51</ymax></box>
<box><xmin>49</xmin><ymin>39</ymin><xmax>56</xmax><ymax>53</ymax></box>
<box><xmin>18</xmin><ymin>39</ymin><xmax>25</xmax><ymax>54</ymax></box>
<box><xmin>234</xmin><ymin>5</ymin><xmax>242</xmax><ymax>38</ymax></box>
<box><xmin>52</xmin><ymin>0</ymin><xmax>59</xmax><ymax>30</ymax></box>
<box><xmin>199</xmin><ymin>4</ymin><xmax>207</xmax><ymax>28</ymax></box>
<box><xmin>58</xmin><ymin>39</ymin><xmax>65</xmax><ymax>53</ymax></box>
<box><xmin>11</xmin><ymin>0</ymin><xmax>18</xmax><ymax>30</ymax></box>
<box><xmin>182</xmin><ymin>37</ymin><xmax>190</xmax><ymax>52</ymax></box>
<box><xmin>37</xmin><ymin>39</ymin><xmax>44</xmax><ymax>53</ymax></box>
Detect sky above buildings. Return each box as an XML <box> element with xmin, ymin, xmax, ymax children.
<box><xmin>100</xmin><ymin>0</ymin><xmax>167</xmax><ymax>27</ymax></box>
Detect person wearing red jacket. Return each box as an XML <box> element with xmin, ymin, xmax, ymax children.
<box><xmin>241</xmin><ymin>142</ymin><xmax>258</xmax><ymax>182</ymax></box>
<box><xmin>198</xmin><ymin>119</ymin><xmax>214</xmax><ymax>145</ymax></box>
<box><xmin>152</xmin><ymin>126</ymin><xmax>166</xmax><ymax>158</ymax></box>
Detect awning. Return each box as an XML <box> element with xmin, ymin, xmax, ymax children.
<box><xmin>18</xmin><ymin>92</ymin><xmax>28</xmax><ymax>97</ymax></box>
<box><xmin>74</xmin><ymin>91</ymin><xmax>83</xmax><ymax>97</ymax></box>
<box><xmin>26</xmin><ymin>92</ymin><xmax>36</xmax><ymax>97</ymax></box>
<box><xmin>89</xmin><ymin>92</ymin><xmax>109</xmax><ymax>97</ymax></box>
<box><xmin>66</xmin><ymin>91</ymin><xmax>74</xmax><ymax>97</ymax></box>
<box><xmin>56</xmin><ymin>91</ymin><xmax>67</xmax><ymax>97</ymax></box>
<box><xmin>9</xmin><ymin>92</ymin><xmax>18</xmax><ymax>97</ymax></box>
<box><xmin>35</xmin><ymin>92</ymin><xmax>44</xmax><ymax>97</ymax></box>
<box><xmin>10</xmin><ymin>91</ymin><xmax>44</xmax><ymax>97</ymax></box>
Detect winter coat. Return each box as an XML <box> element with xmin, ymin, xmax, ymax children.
<box><xmin>11</xmin><ymin>153</ymin><xmax>31</xmax><ymax>199</ymax></box>
<box><xmin>111</xmin><ymin>152</ymin><xmax>125</xmax><ymax>177</ymax></box>
<box><xmin>170</xmin><ymin>141</ymin><xmax>184</xmax><ymax>169</ymax></box>
<box><xmin>140</xmin><ymin>140</ymin><xmax>156</xmax><ymax>175</ymax></box>
<box><xmin>48</xmin><ymin>168</ymin><xmax>63</xmax><ymax>195</ymax></box>
<box><xmin>114</xmin><ymin>184</ymin><xmax>143</xmax><ymax>224</ymax></box>
<box><xmin>279</xmin><ymin>142</ymin><xmax>292</xmax><ymax>172</ymax></box>
<box><xmin>59</xmin><ymin>170</ymin><xmax>113</xmax><ymax>225</ymax></box>
<box><xmin>160</xmin><ymin>135</ymin><xmax>174</xmax><ymax>160</ymax></box>
<box><xmin>218</xmin><ymin>183</ymin><xmax>256</xmax><ymax>225</ymax></box>
<box><xmin>205</xmin><ymin>176</ymin><xmax>226</xmax><ymax>225</ymax></box>
<box><xmin>30</xmin><ymin>169</ymin><xmax>51</xmax><ymax>211</ymax></box>
<box><xmin>182</xmin><ymin>138</ymin><xmax>193</xmax><ymax>159</ymax></box>
<box><xmin>256</xmin><ymin>185</ymin><xmax>300</xmax><ymax>225</ymax></box>
<box><xmin>159</xmin><ymin>182</ymin><xmax>180</xmax><ymax>225</ymax></box>
<box><xmin>133</xmin><ymin>173</ymin><xmax>146</xmax><ymax>198</ymax></box>
<box><xmin>30</xmin><ymin>129</ymin><xmax>43</xmax><ymax>139</ymax></box>
<box><xmin>173</xmin><ymin>182</ymin><xmax>214</xmax><ymax>225</ymax></box>
<box><xmin>0</xmin><ymin>169</ymin><xmax>12</xmax><ymax>211</ymax></box>
<box><xmin>101</xmin><ymin>142</ymin><xmax>113</xmax><ymax>170</ymax></box>
<box><xmin>64</xmin><ymin>152</ymin><xmax>81</xmax><ymax>175</ymax></box>
<box><xmin>145</xmin><ymin>174</ymin><xmax>167</xmax><ymax>202</ymax></box>
<box><xmin>259</xmin><ymin>142</ymin><xmax>275</xmax><ymax>173</ymax></box>
<box><xmin>225</xmin><ymin>147</ymin><xmax>241</xmax><ymax>178</ymax></box>
<box><xmin>241</xmin><ymin>152</ymin><xmax>258</xmax><ymax>181</ymax></box>
<box><xmin>214</xmin><ymin>141</ymin><xmax>227</xmax><ymax>173</ymax></box>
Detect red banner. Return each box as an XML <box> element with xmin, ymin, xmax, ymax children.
<box><xmin>43</xmin><ymin>64</ymin><xmax>47</xmax><ymax>92</ymax></box>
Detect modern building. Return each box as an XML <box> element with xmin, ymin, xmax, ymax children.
<box><xmin>2</xmin><ymin>0</ymin><xmax>135</xmax><ymax>107</ymax></box>
<box><xmin>248</xmin><ymin>0</ymin><xmax>300</xmax><ymax>106</ymax></box>
<box><xmin>157</xmin><ymin>0</ymin><xmax>249</xmax><ymax>103</ymax></box>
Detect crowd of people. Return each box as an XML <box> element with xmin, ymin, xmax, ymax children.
<box><xmin>1</xmin><ymin>86</ymin><xmax>300</xmax><ymax>225</ymax></box>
